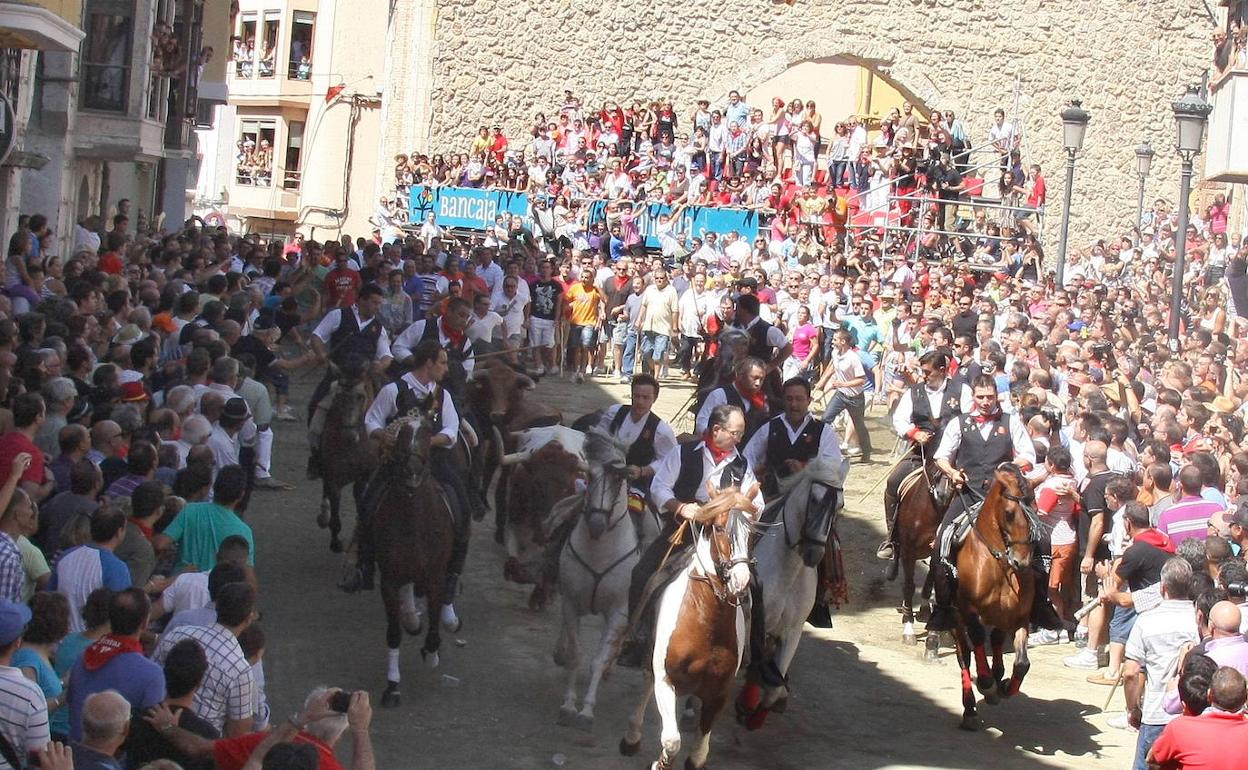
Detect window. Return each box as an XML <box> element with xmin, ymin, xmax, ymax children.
<box><xmin>234</xmin><ymin>13</ymin><xmax>256</xmax><ymax>77</ymax></box>
<box><xmin>258</xmin><ymin>11</ymin><xmax>280</xmax><ymax>78</ymax></box>
<box><xmin>284</xmin><ymin>120</ymin><xmax>304</xmax><ymax>190</ymax></box>
<box><xmin>236</xmin><ymin>119</ymin><xmax>276</xmax><ymax>187</ymax></box>
<box><xmin>288</xmin><ymin>12</ymin><xmax>314</xmax><ymax>80</ymax></box>
<box><xmin>81</xmin><ymin>8</ymin><xmax>133</xmax><ymax>112</ymax></box>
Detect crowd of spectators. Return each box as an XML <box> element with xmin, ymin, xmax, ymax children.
<box><xmin>234</xmin><ymin>140</ymin><xmax>273</xmax><ymax>188</ymax></box>
<box><xmin>0</xmin><ymin>207</ymin><xmax>377</xmax><ymax>769</ymax></box>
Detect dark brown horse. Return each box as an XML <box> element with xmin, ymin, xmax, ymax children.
<box><xmin>950</xmin><ymin>465</ymin><xmax>1039</xmax><ymax>731</ymax></box>
<box><xmin>619</xmin><ymin>483</ymin><xmax>759</xmax><ymax>770</ymax></box>
<box><xmin>375</xmin><ymin>418</ymin><xmax>455</xmax><ymax>708</ymax></box>
<box><xmin>885</xmin><ymin>462</ymin><xmax>949</xmax><ymax>656</ymax></box>
<box><xmin>316</xmin><ymin>367</ymin><xmax>377</xmax><ymax>553</ymax></box>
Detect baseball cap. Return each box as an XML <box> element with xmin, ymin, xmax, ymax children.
<box><xmin>0</xmin><ymin>599</ymin><xmax>31</xmax><ymax>646</ymax></box>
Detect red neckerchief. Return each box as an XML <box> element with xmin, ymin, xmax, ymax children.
<box><xmin>974</xmin><ymin>410</ymin><xmax>1002</xmax><ymax>425</ymax></box>
<box><xmin>1133</xmin><ymin>529</ymin><xmax>1176</xmax><ymax>554</ymax></box>
<box><xmin>737</xmin><ymin>384</ymin><xmax>766</xmax><ymax>411</ymax></box>
<box><xmin>703</xmin><ymin>433</ymin><xmax>733</xmax><ymax>465</ymax></box>
<box><xmin>83</xmin><ymin>634</ymin><xmax>144</xmax><ymax>671</ymax></box>
<box><xmin>440</xmin><ymin>318</ymin><xmax>465</xmax><ymax>349</ymax></box>
<box><xmin>131</xmin><ymin>518</ymin><xmax>154</xmax><ymax>540</ymax></box>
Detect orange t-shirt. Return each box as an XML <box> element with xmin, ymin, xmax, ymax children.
<box><xmin>564</xmin><ymin>282</ymin><xmax>602</xmax><ymax>327</ymax></box>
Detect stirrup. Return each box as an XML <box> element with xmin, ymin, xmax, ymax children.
<box><xmin>876</xmin><ymin>541</ymin><xmax>895</xmax><ymax>561</ymax></box>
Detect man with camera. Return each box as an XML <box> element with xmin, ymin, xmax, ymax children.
<box><xmin>146</xmin><ymin>686</ymin><xmax>375</xmax><ymax>770</ymax></box>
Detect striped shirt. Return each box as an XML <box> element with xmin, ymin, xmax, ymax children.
<box><xmin>0</xmin><ymin>535</ymin><xmax>22</xmax><ymax>604</ymax></box>
<box><xmin>1156</xmin><ymin>495</ymin><xmax>1224</xmax><ymax>548</ymax></box>
<box><xmin>1126</xmin><ymin>599</ymin><xmax>1200</xmax><ymax>726</ymax></box>
<box><xmin>153</xmin><ymin>624</ymin><xmax>254</xmax><ymax>733</ymax></box>
<box><xmin>0</xmin><ymin>665</ymin><xmax>49</xmax><ymax>768</ymax></box>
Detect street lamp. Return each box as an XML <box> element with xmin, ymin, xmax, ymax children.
<box><xmin>1134</xmin><ymin>141</ymin><xmax>1154</xmax><ymax>242</ymax></box>
<box><xmin>1168</xmin><ymin>84</ymin><xmax>1212</xmax><ymax>346</ymax></box>
<box><xmin>1055</xmin><ymin>100</ymin><xmax>1090</xmax><ymax>288</ymax></box>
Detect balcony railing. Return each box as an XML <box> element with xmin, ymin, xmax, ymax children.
<box><xmin>283</xmin><ymin>168</ymin><xmax>302</xmax><ymax>191</ymax></box>
<box><xmin>236</xmin><ymin>164</ymin><xmax>273</xmax><ymax>187</ymax></box>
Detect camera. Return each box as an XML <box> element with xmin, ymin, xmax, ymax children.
<box><xmin>329</xmin><ymin>690</ymin><xmax>355</xmax><ymax>713</ymax></box>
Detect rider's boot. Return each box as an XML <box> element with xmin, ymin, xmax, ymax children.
<box><xmin>926</xmin><ymin>539</ymin><xmax>957</xmax><ymax>632</ymax></box>
<box><xmin>806</xmin><ymin>601</ymin><xmax>834</xmax><ymax>629</ymax></box>
<box><xmin>877</xmin><ymin>494</ymin><xmax>898</xmax><ymax>561</ymax></box>
<box><xmin>616</xmin><ymin>622</ymin><xmax>651</xmax><ymax>669</ymax></box>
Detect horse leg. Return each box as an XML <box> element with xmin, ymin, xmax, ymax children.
<box><xmin>901</xmin><ymin>556</ymin><xmax>917</xmax><ymax>646</ymax></box>
<box><xmin>380</xmin><ymin>579</ymin><xmax>402</xmax><ymax>707</ymax></box>
<box><xmin>317</xmin><ymin>480</ymin><xmax>331</xmax><ymax>529</ymax></box>
<box><xmin>324</xmin><ymin>482</ymin><xmax>343</xmax><ymax>553</ymax></box>
<box><xmin>556</xmin><ymin>594</ymin><xmax>580</xmax><ymax>727</ymax></box>
<box><xmin>990</xmin><ymin>627</ymin><xmax>1007</xmax><ymax>696</ymax></box>
<box><xmin>968</xmin><ymin>617</ymin><xmax>994</xmax><ymax>697</ymax></box>
<box><xmin>399</xmin><ymin>583</ymin><xmax>423</xmax><ymax>636</ymax></box>
<box><xmin>619</xmin><ymin>671</ymin><xmax>653</xmax><ymax>757</ymax></box>
<box><xmin>1004</xmin><ymin>625</ymin><xmax>1031</xmax><ymax>698</ymax></box>
<box><xmin>576</xmin><ymin>608</ymin><xmax>628</xmax><ymax>733</ymax></box>
<box><xmin>652</xmin><ymin>671</ymin><xmax>681</xmax><ymax>770</ymax></box>
<box><xmin>421</xmin><ymin>583</ymin><xmax>444</xmax><ymax>669</ymax></box>
<box><xmin>685</xmin><ymin>692</ymin><xmax>727</xmax><ymax>770</ymax></box>
<box><xmin>951</xmin><ymin>620</ymin><xmax>979</xmax><ymax>731</ymax></box>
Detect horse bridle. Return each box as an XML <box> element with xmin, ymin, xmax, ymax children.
<box><xmin>959</xmin><ymin>483</ymin><xmax>1043</xmax><ymax>573</ymax></box>
<box><xmin>779</xmin><ymin>479</ymin><xmax>836</xmax><ymax>554</ymax></box>
<box><xmin>581</xmin><ymin>465</ymin><xmax>632</xmax><ymax>533</ymax></box>
<box><xmin>690</xmin><ymin>518</ymin><xmax>751</xmax><ymax>607</ymax></box>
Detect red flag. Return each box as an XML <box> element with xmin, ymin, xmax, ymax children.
<box><xmin>325</xmin><ymin>84</ymin><xmax>345</xmax><ymax>104</ymax></box>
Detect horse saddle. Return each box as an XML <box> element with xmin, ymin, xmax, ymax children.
<box><xmin>938</xmin><ymin>501</ymin><xmax>983</xmax><ymax>576</ymax></box>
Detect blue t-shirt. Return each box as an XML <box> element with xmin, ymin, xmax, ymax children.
<box><xmin>67</xmin><ymin>651</ymin><xmax>165</xmax><ymax>741</ymax></box>
<box><xmin>53</xmin><ymin>632</ymin><xmax>91</xmax><ymax>679</ymax></box>
<box><xmin>12</xmin><ymin>648</ymin><xmax>65</xmax><ymax>736</ymax></box>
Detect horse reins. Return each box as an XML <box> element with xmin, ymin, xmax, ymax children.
<box><xmin>564</xmin><ymin>469</ymin><xmax>640</xmax><ymax>615</ymax></box>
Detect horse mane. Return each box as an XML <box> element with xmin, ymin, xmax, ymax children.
<box><xmin>583</xmin><ymin>428</ymin><xmax>627</xmax><ymax>469</ymax></box>
<box><xmin>689</xmin><ymin>484</ymin><xmax>759</xmax><ymax>527</ymax></box>
<box><xmin>995</xmin><ymin>462</ymin><xmax>1034</xmax><ymax>504</ymax></box>
<box><xmin>775</xmin><ymin>455</ymin><xmax>847</xmax><ymax>496</ymax></box>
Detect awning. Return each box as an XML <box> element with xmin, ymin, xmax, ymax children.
<box><xmin>0</xmin><ymin>3</ymin><xmax>84</xmax><ymax>52</ymax></box>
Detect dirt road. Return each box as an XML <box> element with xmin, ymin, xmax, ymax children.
<box><xmin>255</xmin><ymin>370</ymin><xmax>1134</xmax><ymax>769</ymax></box>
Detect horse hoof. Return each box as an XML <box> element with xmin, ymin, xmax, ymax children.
<box><xmin>317</xmin><ymin>501</ymin><xmax>330</xmax><ymax>529</ymax></box>
<box><xmin>975</xmin><ymin>678</ymin><xmax>995</xmax><ymax>696</ymax></box>
<box><xmin>557</xmin><ymin>706</ymin><xmax>576</xmax><ymax>726</ymax></box>
<box><xmin>400</xmin><ymin>610</ymin><xmax>424</xmax><ymax>636</ymax></box>
<box><xmin>770</xmin><ymin>696</ymin><xmax>788</xmax><ymax>714</ymax></box>
<box><xmin>421</xmin><ymin>649</ymin><xmax>440</xmax><ymax>668</ymax></box>
<box><xmin>329</xmin><ymin>538</ymin><xmax>343</xmax><ymax>554</ymax></box>
<box><xmin>923</xmin><ymin>648</ymin><xmax>941</xmax><ymax>664</ymax></box>
<box><xmin>744</xmin><ymin>706</ymin><xmax>770</xmax><ymax>731</ymax></box>
<box><xmin>959</xmin><ymin>714</ymin><xmax>980</xmax><ymax>731</ymax></box>
<box><xmin>619</xmin><ymin>737</ymin><xmax>641</xmax><ymax>757</ymax></box>
<box><xmin>902</xmin><ymin>633</ymin><xmax>917</xmax><ymax>646</ymax></box>
<box><xmin>381</xmin><ymin>683</ymin><xmax>400</xmax><ymax>708</ymax></box>
<box><xmin>573</xmin><ymin>713</ymin><xmax>594</xmax><ymax>733</ymax></box>
<box><xmin>552</xmin><ymin>647</ymin><xmax>570</xmax><ymax>668</ymax></box>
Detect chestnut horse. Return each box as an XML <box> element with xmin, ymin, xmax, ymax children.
<box><xmin>374</xmin><ymin>418</ymin><xmax>455</xmax><ymax>708</ymax></box>
<box><xmin>885</xmin><ymin>462</ymin><xmax>949</xmax><ymax>657</ymax></box>
<box><xmin>619</xmin><ymin>484</ymin><xmax>760</xmax><ymax>770</ymax></box>
<box><xmin>950</xmin><ymin>464</ymin><xmax>1040</xmax><ymax>731</ymax></box>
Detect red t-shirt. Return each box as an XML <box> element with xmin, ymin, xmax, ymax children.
<box><xmin>98</xmin><ymin>251</ymin><xmax>124</xmax><ymax>275</ymax></box>
<box><xmin>212</xmin><ymin>731</ymin><xmax>345</xmax><ymax>770</ymax></box>
<box><xmin>0</xmin><ymin>431</ymin><xmax>45</xmax><ymax>486</ymax></box>
<box><xmin>1149</xmin><ymin>710</ymin><xmax>1248</xmax><ymax>770</ymax></box>
<box><xmin>324</xmin><ymin>268</ymin><xmax>361</xmax><ymax>309</ymax></box>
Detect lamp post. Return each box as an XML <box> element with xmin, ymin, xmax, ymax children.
<box><xmin>1055</xmin><ymin>100</ymin><xmax>1090</xmax><ymax>288</ymax></box>
<box><xmin>1168</xmin><ymin>84</ymin><xmax>1212</xmax><ymax>346</ymax></box>
<box><xmin>1134</xmin><ymin>141</ymin><xmax>1154</xmax><ymax>243</ymax></box>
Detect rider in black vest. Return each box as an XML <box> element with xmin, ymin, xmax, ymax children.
<box><xmin>733</xmin><ymin>293</ymin><xmax>791</xmax><ymax>410</ymax></box>
<box><xmin>307</xmin><ymin>285</ymin><xmax>392</xmax><ymax>479</ymax></box>
<box><xmin>391</xmin><ymin>297</ymin><xmax>475</xmax><ymax>405</ymax></box>
<box><xmin>695</xmin><ymin>357</ymin><xmax>771</xmax><ymax>444</ymax></box>
<box><xmin>878</xmin><ymin>349</ymin><xmax>963</xmax><ymax>561</ymax></box>
<box><xmin>617</xmin><ymin>404</ymin><xmax>760</xmax><ymax>668</ymax></box>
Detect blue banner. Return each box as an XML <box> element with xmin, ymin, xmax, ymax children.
<box><xmin>408</xmin><ymin>185</ymin><xmax>764</xmax><ymax>250</ymax></box>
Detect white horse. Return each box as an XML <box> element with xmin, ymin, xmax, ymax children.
<box><xmin>742</xmin><ymin>455</ymin><xmax>847</xmax><ymax>724</ymax></box>
<box><xmin>552</xmin><ymin>431</ymin><xmax>639</xmax><ymax>732</ymax></box>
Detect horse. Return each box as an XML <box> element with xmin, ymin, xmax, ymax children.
<box><xmin>949</xmin><ymin>464</ymin><xmax>1040</xmax><ymax>731</ymax></box>
<box><xmin>885</xmin><ymin>460</ymin><xmax>950</xmax><ymax>656</ymax></box>
<box><xmin>374</xmin><ymin>416</ymin><xmax>456</xmax><ymax>708</ymax></box>
<box><xmin>552</xmin><ymin>430</ymin><xmax>639</xmax><ymax>733</ymax></box>
<box><xmin>737</xmin><ymin>455</ymin><xmax>845</xmax><ymax>729</ymax></box>
<box><xmin>620</xmin><ymin>483</ymin><xmax>760</xmax><ymax>770</ymax></box>
<box><xmin>316</xmin><ymin>365</ymin><xmax>377</xmax><ymax>553</ymax></box>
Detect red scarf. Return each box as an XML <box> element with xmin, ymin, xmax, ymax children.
<box><xmin>738</xmin><ymin>385</ymin><xmax>766</xmax><ymax>411</ymax></box>
<box><xmin>83</xmin><ymin>634</ymin><xmax>144</xmax><ymax>671</ymax></box>
<box><xmin>702</xmin><ymin>433</ymin><xmax>733</xmax><ymax>465</ymax></box>
<box><xmin>974</xmin><ymin>410</ymin><xmax>1002</xmax><ymax>424</ymax></box>
<box><xmin>440</xmin><ymin>318</ymin><xmax>464</xmax><ymax>349</ymax></box>
<box><xmin>1133</xmin><ymin>529</ymin><xmax>1176</xmax><ymax>554</ymax></box>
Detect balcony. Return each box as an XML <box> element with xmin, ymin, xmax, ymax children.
<box><xmin>227</xmin><ymin>6</ymin><xmax>314</xmax><ymax>106</ymax></box>
<box><xmin>228</xmin><ymin>171</ymin><xmax>300</xmax><ymax>220</ymax></box>
<box><xmin>1206</xmin><ymin>69</ymin><xmax>1248</xmax><ymax>182</ymax></box>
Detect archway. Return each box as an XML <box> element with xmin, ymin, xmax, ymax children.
<box><xmin>743</xmin><ymin>56</ymin><xmax>926</xmax><ymax>127</ymax></box>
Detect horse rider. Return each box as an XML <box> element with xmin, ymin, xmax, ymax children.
<box><xmin>877</xmin><ymin>348</ymin><xmax>970</xmax><ymax>561</ymax></box>
<box><xmin>695</xmin><ymin>357</ymin><xmax>771</xmax><ymax>443</ymax></box>
<box><xmin>307</xmin><ymin>283</ymin><xmax>392</xmax><ymax>479</ymax></box>
<box><xmin>926</xmin><ymin>374</ymin><xmax>1035</xmax><ymax>632</ymax></box>
<box><xmin>617</xmin><ymin>404</ymin><xmax>764</xmax><ymax>668</ymax></box>
<box><xmin>391</xmin><ymin>297</ymin><xmax>475</xmax><ymax>406</ymax></box>
<box><xmin>732</xmin><ymin>293</ymin><xmax>790</xmax><ymax>408</ymax></box>
<box><xmin>742</xmin><ymin>377</ymin><xmax>845</xmax><ymax>664</ymax></box>
<box><xmin>345</xmin><ymin>340</ymin><xmax>473</xmax><ymax>618</ymax></box>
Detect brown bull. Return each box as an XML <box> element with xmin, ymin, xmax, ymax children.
<box><xmin>500</xmin><ymin>441</ymin><xmax>582</xmax><ymax>588</ymax></box>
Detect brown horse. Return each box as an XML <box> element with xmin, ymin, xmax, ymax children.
<box><xmin>375</xmin><ymin>418</ymin><xmax>455</xmax><ymax>708</ymax></box>
<box><xmin>885</xmin><ymin>462</ymin><xmax>949</xmax><ymax>656</ymax></box>
<box><xmin>619</xmin><ymin>483</ymin><xmax>760</xmax><ymax>770</ymax></box>
<box><xmin>950</xmin><ymin>464</ymin><xmax>1039</xmax><ymax>731</ymax></box>
<box><xmin>316</xmin><ymin>368</ymin><xmax>377</xmax><ymax>553</ymax></box>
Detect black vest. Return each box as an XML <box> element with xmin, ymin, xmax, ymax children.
<box><xmin>955</xmin><ymin>413</ymin><xmax>1014</xmax><ymax>490</ymax></box>
<box><xmin>419</xmin><ymin>320</ymin><xmax>472</xmax><ymax>399</ymax></box>
<box><xmin>672</xmin><ymin>442</ymin><xmax>746</xmax><ymax>503</ymax></box>
<box><xmin>609</xmin><ymin>407</ymin><xmax>661</xmax><ymax>468</ymax></box>
<box><xmin>719</xmin><ymin>385</ymin><xmax>769</xmax><ymax>442</ymax></box>
<box><xmin>764</xmin><ymin>415</ymin><xmax>825</xmax><ymax>478</ymax></box>
<box><xmin>910</xmin><ymin>382</ymin><xmax>961</xmax><ymax>435</ymax></box>
<box><xmin>394</xmin><ymin>378</ymin><xmax>443</xmax><ymax>434</ymax></box>
<box><xmin>328</xmin><ymin>308</ymin><xmax>382</xmax><ymax>367</ymax></box>
<box><xmin>745</xmin><ymin>318</ymin><xmax>776</xmax><ymax>361</ymax></box>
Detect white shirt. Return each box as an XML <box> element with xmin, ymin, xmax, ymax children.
<box><xmin>493</xmin><ymin>292</ymin><xmax>529</xmax><ymax>337</ymax></box>
<box><xmin>311</xmin><ymin>307</ymin><xmax>393</xmax><ymax>362</ymax></box>
<box><xmin>650</xmin><ymin>442</ymin><xmax>763</xmax><ymax>512</ymax></box>
<box><xmin>476</xmin><ymin>260</ymin><xmax>504</xmax><ymax>293</ymax></box>
<box><xmin>891</xmin><ymin>380</ymin><xmax>971</xmax><ymax>438</ymax></box>
<box><xmin>696</xmin><ymin>384</ymin><xmax>763</xmax><ymax>434</ymax></box>
<box><xmin>466</xmin><ymin>310</ymin><xmax>504</xmax><ymax>345</ymax></box>
<box><xmin>207</xmin><ymin>424</ymin><xmax>241</xmax><ymax>474</ymax></box>
<box><xmin>363</xmin><ymin>372</ymin><xmax>458</xmax><ymax>444</ymax></box>
<box><xmin>829</xmin><ymin>349</ymin><xmax>866</xmax><ymax>397</ymax></box>
<box><xmin>597</xmin><ymin>405</ymin><xmax>678</xmax><ymax>467</ymax></box>
<box><xmin>743</xmin><ymin>414</ymin><xmax>843</xmax><ymax>474</ymax></box>
<box><xmin>678</xmin><ymin>288</ymin><xmax>705</xmax><ymax>337</ymax></box>
<box><xmin>391</xmin><ymin>319</ymin><xmax>475</xmax><ymax>376</ymax></box>
<box><xmin>933</xmin><ymin>411</ymin><xmax>1036</xmax><ymax>468</ymax></box>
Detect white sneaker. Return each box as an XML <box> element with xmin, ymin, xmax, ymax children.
<box><xmin>1027</xmin><ymin>629</ymin><xmax>1061</xmax><ymax>647</ymax></box>
<box><xmin>1062</xmin><ymin>648</ymin><xmax>1101</xmax><ymax>670</ymax></box>
<box><xmin>1105</xmin><ymin>713</ymin><xmax>1136</xmax><ymax>732</ymax></box>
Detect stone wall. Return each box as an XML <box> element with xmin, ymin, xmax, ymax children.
<box><xmin>411</xmin><ymin>0</ymin><xmax>1213</xmax><ymax>245</ymax></box>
